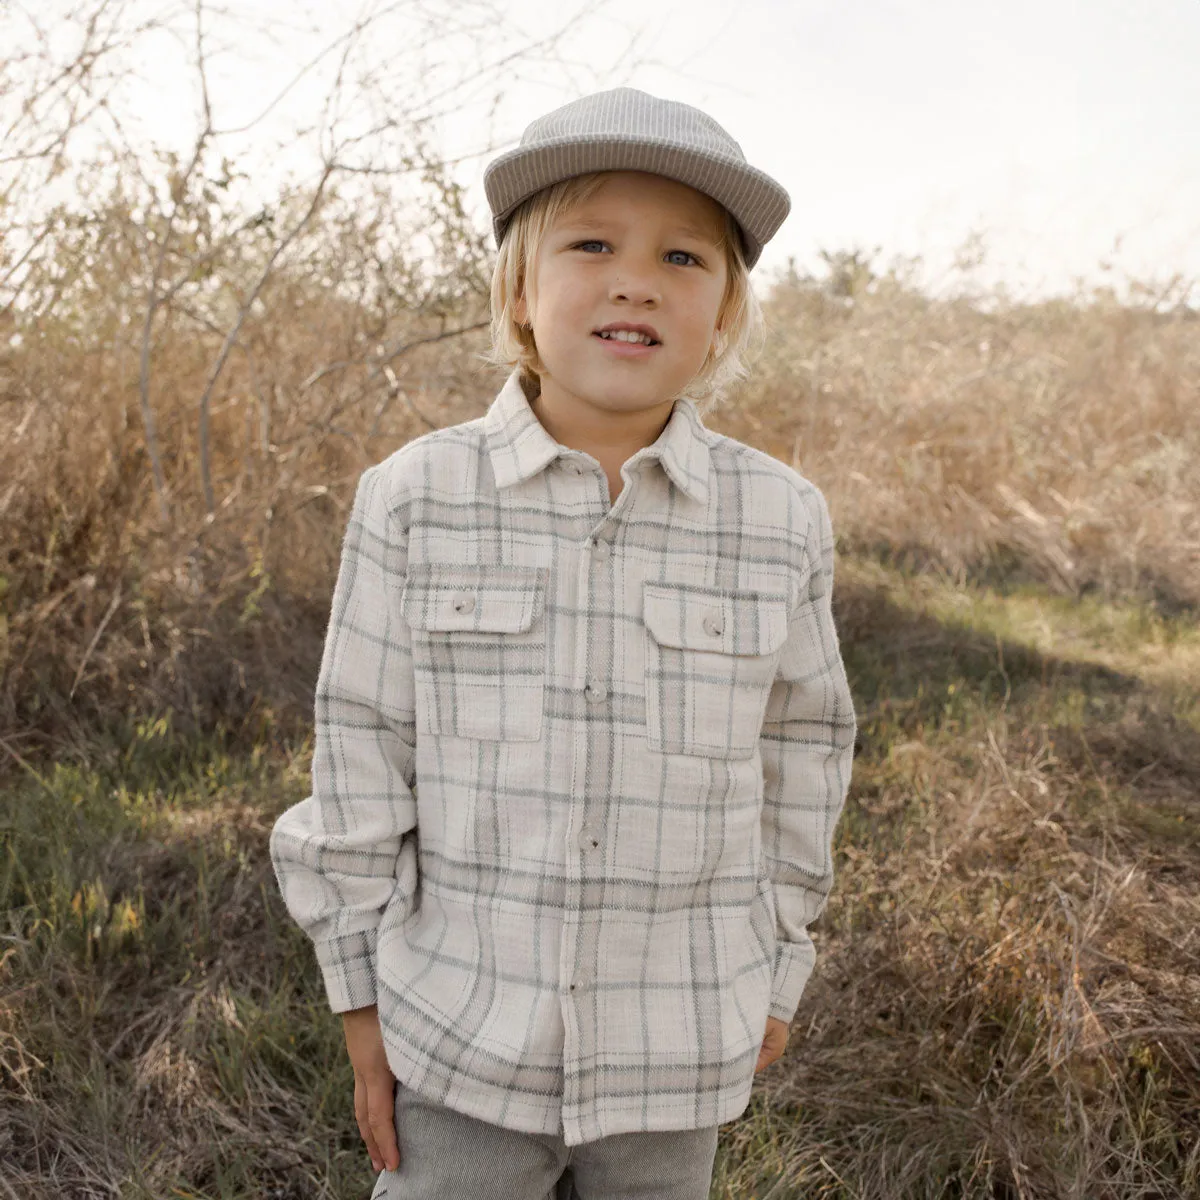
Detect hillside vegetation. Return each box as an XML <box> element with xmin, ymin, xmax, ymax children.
<box><xmin>5</xmin><ymin>250</ymin><xmax>1197</xmax><ymax>734</ymax></box>
<box><xmin>5</xmin><ymin>6</ymin><xmax>1195</xmax><ymax>1197</ymax></box>
<box><xmin>3</xmin><ymin>257</ymin><xmax>1198</xmax><ymax>1197</ymax></box>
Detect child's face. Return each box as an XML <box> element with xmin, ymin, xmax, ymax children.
<box><xmin>517</xmin><ymin>171</ymin><xmax>729</xmax><ymax>422</ymax></box>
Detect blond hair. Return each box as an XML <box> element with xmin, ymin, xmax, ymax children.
<box><xmin>488</xmin><ymin>172</ymin><xmax>764</xmax><ymax>411</ymax></box>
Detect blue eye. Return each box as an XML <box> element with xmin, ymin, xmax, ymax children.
<box><xmin>665</xmin><ymin>250</ymin><xmax>699</xmax><ymax>267</ymax></box>
<box><xmin>575</xmin><ymin>240</ymin><xmax>609</xmax><ymax>253</ymax></box>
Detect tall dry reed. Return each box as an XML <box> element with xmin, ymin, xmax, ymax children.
<box><xmin>716</xmin><ymin>274</ymin><xmax>1199</xmax><ymax>610</ymax></box>
<box><xmin>4</xmin><ymin>242</ymin><xmax>1198</xmax><ymax>748</ymax></box>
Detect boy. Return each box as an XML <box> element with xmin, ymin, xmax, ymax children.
<box><xmin>270</xmin><ymin>87</ymin><xmax>856</xmax><ymax>1200</ymax></box>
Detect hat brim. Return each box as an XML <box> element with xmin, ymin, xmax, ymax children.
<box><xmin>484</xmin><ymin>135</ymin><xmax>790</xmax><ymax>269</ymax></box>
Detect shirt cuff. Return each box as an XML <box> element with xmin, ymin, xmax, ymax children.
<box><xmin>768</xmin><ymin>936</ymin><xmax>817</xmax><ymax>1024</ymax></box>
<box><xmin>315</xmin><ymin>927</ymin><xmax>379</xmax><ymax>1013</ymax></box>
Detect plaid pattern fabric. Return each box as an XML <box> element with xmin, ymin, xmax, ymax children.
<box><xmin>269</xmin><ymin>370</ymin><xmax>856</xmax><ymax>1147</ymax></box>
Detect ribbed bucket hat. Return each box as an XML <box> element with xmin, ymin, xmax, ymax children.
<box><xmin>484</xmin><ymin>87</ymin><xmax>790</xmax><ymax>269</ymax></box>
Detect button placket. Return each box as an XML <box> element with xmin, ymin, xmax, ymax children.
<box><xmin>562</xmin><ymin>459</ymin><xmax>621</xmax><ymax>1091</ymax></box>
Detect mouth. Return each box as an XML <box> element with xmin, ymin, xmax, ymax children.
<box><xmin>593</xmin><ymin>323</ymin><xmax>661</xmax><ymax>347</ymax></box>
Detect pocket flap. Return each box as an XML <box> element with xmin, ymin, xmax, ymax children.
<box><xmin>642</xmin><ymin>583</ymin><xmax>790</xmax><ymax>656</ymax></box>
<box><xmin>401</xmin><ymin>564</ymin><xmax>547</xmax><ymax>633</ymax></box>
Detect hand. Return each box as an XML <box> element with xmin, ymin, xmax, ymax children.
<box><xmin>342</xmin><ymin>1004</ymin><xmax>400</xmax><ymax>1172</ymax></box>
<box><xmin>754</xmin><ymin>1016</ymin><xmax>789</xmax><ymax>1073</ymax></box>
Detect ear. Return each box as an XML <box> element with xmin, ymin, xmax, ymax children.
<box><xmin>513</xmin><ymin>289</ymin><xmax>529</xmax><ymax>329</ymax></box>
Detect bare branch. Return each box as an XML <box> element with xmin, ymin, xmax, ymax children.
<box><xmin>135</xmin><ymin>2</ymin><xmax>219</xmax><ymax>524</ymax></box>
<box><xmin>70</xmin><ymin>583</ymin><xmax>123</xmax><ymax>698</ymax></box>
<box><xmin>197</xmin><ymin>162</ymin><xmax>336</xmax><ymax>514</ymax></box>
<box><xmin>299</xmin><ymin>321</ymin><xmax>490</xmax><ymax>394</ymax></box>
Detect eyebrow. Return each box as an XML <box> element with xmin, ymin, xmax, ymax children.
<box><xmin>556</xmin><ymin>214</ymin><xmax>723</xmax><ymax>246</ymax></box>
<box><xmin>673</xmin><ymin>222</ymin><xmax>723</xmax><ymax>246</ymax></box>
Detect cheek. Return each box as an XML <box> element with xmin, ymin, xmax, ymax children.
<box><xmin>526</xmin><ymin>265</ymin><xmax>561</xmax><ymax>322</ymax></box>
<box><xmin>679</xmin><ymin>293</ymin><xmax>723</xmax><ymax>350</ymax></box>
<box><xmin>534</xmin><ymin>270</ymin><xmax>592</xmax><ymax>334</ymax></box>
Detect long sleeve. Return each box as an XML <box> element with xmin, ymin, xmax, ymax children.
<box><xmin>269</xmin><ymin>465</ymin><xmax>418</xmax><ymax>1013</ymax></box>
<box><xmin>758</xmin><ymin>485</ymin><xmax>856</xmax><ymax>1023</ymax></box>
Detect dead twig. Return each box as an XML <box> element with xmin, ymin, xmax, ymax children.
<box><xmin>69</xmin><ymin>583</ymin><xmax>122</xmax><ymax>698</ymax></box>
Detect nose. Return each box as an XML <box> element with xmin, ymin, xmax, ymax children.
<box><xmin>609</xmin><ymin>261</ymin><xmax>660</xmax><ymax>307</ymax></box>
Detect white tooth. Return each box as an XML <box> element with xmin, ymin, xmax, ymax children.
<box><xmin>601</xmin><ymin>329</ymin><xmax>656</xmax><ymax>343</ymax></box>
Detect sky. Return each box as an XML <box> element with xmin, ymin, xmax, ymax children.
<box><xmin>486</xmin><ymin>0</ymin><xmax>1200</xmax><ymax>297</ymax></box>
<box><xmin>20</xmin><ymin>0</ymin><xmax>1200</xmax><ymax>299</ymax></box>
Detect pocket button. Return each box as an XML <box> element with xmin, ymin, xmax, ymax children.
<box><xmin>452</xmin><ymin>593</ymin><xmax>475</xmax><ymax>614</ymax></box>
<box><xmin>702</xmin><ymin>612</ymin><xmax>724</xmax><ymax>637</ymax></box>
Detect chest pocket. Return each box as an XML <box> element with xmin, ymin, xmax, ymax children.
<box><xmin>401</xmin><ymin>563</ymin><xmax>549</xmax><ymax>742</ymax></box>
<box><xmin>643</xmin><ymin>582</ymin><xmax>790</xmax><ymax>759</ymax></box>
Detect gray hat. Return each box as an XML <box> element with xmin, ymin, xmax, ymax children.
<box><xmin>484</xmin><ymin>87</ymin><xmax>790</xmax><ymax>269</ymax></box>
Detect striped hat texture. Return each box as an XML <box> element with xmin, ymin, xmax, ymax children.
<box><xmin>484</xmin><ymin>87</ymin><xmax>791</xmax><ymax>269</ymax></box>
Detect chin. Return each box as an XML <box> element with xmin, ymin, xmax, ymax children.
<box><xmin>594</xmin><ymin>386</ymin><xmax>671</xmax><ymax>412</ymax></box>
<box><xmin>575</xmin><ymin>371</ymin><xmax>689</xmax><ymax>411</ymax></box>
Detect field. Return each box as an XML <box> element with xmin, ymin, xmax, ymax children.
<box><xmin>2</xmin><ymin>270</ymin><xmax>1198</xmax><ymax>1198</ymax></box>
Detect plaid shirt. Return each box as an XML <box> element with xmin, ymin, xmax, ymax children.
<box><xmin>269</xmin><ymin>370</ymin><xmax>856</xmax><ymax>1146</ymax></box>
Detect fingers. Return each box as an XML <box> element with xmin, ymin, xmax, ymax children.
<box><xmin>755</xmin><ymin>1046</ymin><xmax>780</xmax><ymax>1072</ymax></box>
<box><xmin>754</xmin><ymin>1021</ymin><xmax>789</xmax><ymax>1072</ymax></box>
<box><xmin>354</xmin><ymin>1074</ymin><xmax>384</xmax><ymax>1171</ymax></box>
<box><xmin>354</xmin><ymin>1072</ymin><xmax>400</xmax><ymax>1172</ymax></box>
<box><xmin>343</xmin><ymin>1011</ymin><xmax>400</xmax><ymax>1173</ymax></box>
<box><xmin>368</xmin><ymin>1075</ymin><xmax>401</xmax><ymax>1171</ymax></box>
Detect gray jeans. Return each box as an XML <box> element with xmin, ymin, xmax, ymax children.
<box><xmin>370</xmin><ymin>1082</ymin><xmax>719</xmax><ymax>1200</ymax></box>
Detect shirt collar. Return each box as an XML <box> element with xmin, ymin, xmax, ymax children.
<box><xmin>483</xmin><ymin>370</ymin><xmax>712</xmax><ymax>506</ymax></box>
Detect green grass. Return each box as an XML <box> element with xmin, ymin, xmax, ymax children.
<box><xmin>2</xmin><ymin>560</ymin><xmax>1198</xmax><ymax>1198</ymax></box>
<box><xmin>1</xmin><ymin>721</ymin><xmax>371</xmax><ymax>1198</ymax></box>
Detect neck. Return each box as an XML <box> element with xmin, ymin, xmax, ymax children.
<box><xmin>529</xmin><ymin>376</ymin><xmax>677</xmax><ymax>463</ymax></box>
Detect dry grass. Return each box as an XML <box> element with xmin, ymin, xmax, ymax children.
<box><xmin>4</xmin><ymin>257</ymin><xmax>1197</xmax><ymax>747</ymax></box>
<box><xmin>2</xmin><ymin>565</ymin><xmax>1197</xmax><ymax>1198</ymax></box>
<box><xmin>711</xmin><ymin>565</ymin><xmax>1200</xmax><ymax>1198</ymax></box>
<box><xmin>0</xmin><ymin>215</ymin><xmax>491</xmax><ymax>744</ymax></box>
<box><xmin>715</xmin><ymin>277</ymin><xmax>1200</xmax><ymax>612</ymax></box>
<box><xmin>2</xmin><ymin>248</ymin><xmax>1199</xmax><ymax>1196</ymax></box>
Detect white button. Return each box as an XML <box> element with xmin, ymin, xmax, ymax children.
<box><xmin>578</xmin><ymin>824</ymin><xmax>600</xmax><ymax>851</ymax></box>
<box><xmin>702</xmin><ymin>612</ymin><xmax>723</xmax><ymax>637</ymax></box>
<box><xmin>453</xmin><ymin>593</ymin><xmax>476</xmax><ymax>615</ymax></box>
<box><xmin>570</xmin><ymin>969</ymin><xmax>589</xmax><ymax>992</ymax></box>
<box><xmin>562</xmin><ymin>460</ymin><xmax>583</xmax><ymax>475</ymax></box>
<box><xmin>584</xmin><ymin>680</ymin><xmax>608</xmax><ymax>703</ymax></box>
<box><xmin>591</xmin><ymin>540</ymin><xmax>610</xmax><ymax>560</ymax></box>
